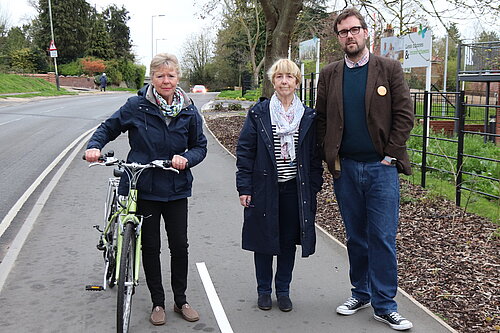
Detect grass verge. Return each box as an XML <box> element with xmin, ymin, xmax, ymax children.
<box><xmin>0</xmin><ymin>73</ymin><xmax>73</xmax><ymax>97</ymax></box>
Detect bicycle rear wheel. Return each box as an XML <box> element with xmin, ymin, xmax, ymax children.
<box><xmin>117</xmin><ymin>221</ymin><xmax>136</xmax><ymax>333</ymax></box>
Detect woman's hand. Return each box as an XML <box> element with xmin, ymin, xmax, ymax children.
<box><xmin>85</xmin><ymin>148</ymin><xmax>101</xmax><ymax>162</ymax></box>
<box><xmin>172</xmin><ymin>154</ymin><xmax>188</xmax><ymax>170</ymax></box>
<box><xmin>239</xmin><ymin>195</ymin><xmax>252</xmax><ymax>208</ymax></box>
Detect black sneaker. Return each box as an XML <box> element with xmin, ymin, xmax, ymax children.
<box><xmin>336</xmin><ymin>297</ymin><xmax>371</xmax><ymax>315</ymax></box>
<box><xmin>374</xmin><ymin>312</ymin><xmax>413</xmax><ymax>331</ymax></box>
<box><xmin>277</xmin><ymin>295</ymin><xmax>293</xmax><ymax>312</ymax></box>
<box><xmin>257</xmin><ymin>294</ymin><xmax>272</xmax><ymax>310</ymax></box>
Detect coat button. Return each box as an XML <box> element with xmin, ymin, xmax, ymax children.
<box><xmin>263</xmin><ymin>213</ymin><xmax>266</xmax><ymax>217</ymax></box>
<box><xmin>302</xmin><ymin>182</ymin><xmax>305</xmax><ymax>185</ymax></box>
<box><xmin>303</xmin><ymin>201</ymin><xmax>307</xmax><ymax>204</ymax></box>
<box><xmin>305</xmin><ymin>219</ymin><xmax>308</xmax><ymax>223</ymax></box>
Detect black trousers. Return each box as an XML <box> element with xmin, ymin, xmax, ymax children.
<box><xmin>138</xmin><ymin>198</ymin><xmax>188</xmax><ymax>309</ymax></box>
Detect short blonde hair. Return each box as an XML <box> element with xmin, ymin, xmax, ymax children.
<box><xmin>267</xmin><ymin>59</ymin><xmax>301</xmax><ymax>84</ymax></box>
<box><xmin>150</xmin><ymin>53</ymin><xmax>182</xmax><ymax>78</ymax></box>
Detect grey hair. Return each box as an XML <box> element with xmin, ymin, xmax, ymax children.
<box><xmin>150</xmin><ymin>53</ymin><xmax>182</xmax><ymax>78</ymax></box>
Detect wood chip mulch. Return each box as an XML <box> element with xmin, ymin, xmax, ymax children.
<box><xmin>204</xmin><ymin>112</ymin><xmax>500</xmax><ymax>333</ymax></box>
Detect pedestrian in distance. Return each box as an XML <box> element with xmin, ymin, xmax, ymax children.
<box><xmin>236</xmin><ymin>58</ymin><xmax>324</xmax><ymax>312</ymax></box>
<box><xmin>99</xmin><ymin>72</ymin><xmax>108</xmax><ymax>92</ymax></box>
<box><xmin>315</xmin><ymin>7</ymin><xmax>415</xmax><ymax>331</ymax></box>
<box><xmin>85</xmin><ymin>53</ymin><xmax>207</xmax><ymax>327</ymax></box>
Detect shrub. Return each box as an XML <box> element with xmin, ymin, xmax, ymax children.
<box><xmin>59</xmin><ymin>60</ymin><xmax>83</xmax><ymax>76</ymax></box>
<box><xmin>81</xmin><ymin>57</ymin><xmax>106</xmax><ymax>76</ymax></box>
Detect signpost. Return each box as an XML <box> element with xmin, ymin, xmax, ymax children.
<box><xmin>49</xmin><ymin>40</ymin><xmax>58</xmax><ymax>58</ymax></box>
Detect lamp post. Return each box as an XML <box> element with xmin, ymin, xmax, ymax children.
<box><xmin>151</xmin><ymin>15</ymin><xmax>166</xmax><ymax>60</ymax></box>
<box><xmin>155</xmin><ymin>38</ymin><xmax>168</xmax><ymax>54</ymax></box>
<box><xmin>47</xmin><ymin>0</ymin><xmax>60</xmax><ymax>90</ymax></box>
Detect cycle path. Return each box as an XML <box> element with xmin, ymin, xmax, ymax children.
<box><xmin>0</xmin><ymin>126</ymin><xmax>455</xmax><ymax>332</ymax></box>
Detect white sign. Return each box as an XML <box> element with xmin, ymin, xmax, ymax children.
<box><xmin>381</xmin><ymin>30</ymin><xmax>432</xmax><ymax>68</ymax></box>
<box><xmin>50</xmin><ymin>50</ymin><xmax>58</xmax><ymax>58</ymax></box>
<box><xmin>299</xmin><ymin>37</ymin><xmax>318</xmax><ymax>61</ymax></box>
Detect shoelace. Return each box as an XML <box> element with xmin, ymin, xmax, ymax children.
<box><xmin>343</xmin><ymin>297</ymin><xmax>359</xmax><ymax>307</ymax></box>
<box><xmin>388</xmin><ymin>312</ymin><xmax>406</xmax><ymax>322</ymax></box>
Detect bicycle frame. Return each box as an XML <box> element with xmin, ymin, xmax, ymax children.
<box><xmin>114</xmin><ymin>188</ymin><xmax>142</xmax><ymax>285</ymax></box>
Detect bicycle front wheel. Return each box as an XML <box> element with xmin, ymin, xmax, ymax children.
<box><xmin>117</xmin><ymin>221</ymin><xmax>136</xmax><ymax>333</ymax></box>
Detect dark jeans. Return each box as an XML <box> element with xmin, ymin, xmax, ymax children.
<box><xmin>138</xmin><ymin>198</ymin><xmax>188</xmax><ymax>309</ymax></box>
<box><xmin>334</xmin><ymin>158</ymin><xmax>400</xmax><ymax>315</ymax></box>
<box><xmin>254</xmin><ymin>178</ymin><xmax>300</xmax><ymax>297</ymax></box>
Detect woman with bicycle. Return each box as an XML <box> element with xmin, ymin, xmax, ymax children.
<box><xmin>85</xmin><ymin>53</ymin><xmax>207</xmax><ymax>327</ymax></box>
<box><xmin>236</xmin><ymin>59</ymin><xmax>323</xmax><ymax>312</ymax></box>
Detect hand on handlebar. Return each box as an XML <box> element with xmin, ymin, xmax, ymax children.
<box><xmin>171</xmin><ymin>155</ymin><xmax>188</xmax><ymax>170</ymax></box>
<box><xmin>85</xmin><ymin>148</ymin><xmax>102</xmax><ymax>162</ymax></box>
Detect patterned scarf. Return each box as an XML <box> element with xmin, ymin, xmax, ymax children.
<box><xmin>269</xmin><ymin>92</ymin><xmax>304</xmax><ymax>161</ymax></box>
<box><xmin>153</xmin><ymin>87</ymin><xmax>185</xmax><ymax>117</ymax></box>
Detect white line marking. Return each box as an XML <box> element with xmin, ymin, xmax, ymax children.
<box><xmin>196</xmin><ymin>262</ymin><xmax>234</xmax><ymax>333</ymax></box>
<box><xmin>0</xmin><ymin>117</ymin><xmax>25</xmax><ymax>126</ymax></box>
<box><xmin>0</xmin><ymin>126</ymin><xmax>98</xmax><ymax>238</ymax></box>
<box><xmin>0</xmin><ymin>127</ymin><xmax>96</xmax><ymax>292</ymax></box>
<box><xmin>40</xmin><ymin>107</ymin><xmax>64</xmax><ymax>114</ymax></box>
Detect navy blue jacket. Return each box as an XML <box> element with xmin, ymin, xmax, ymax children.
<box><xmin>236</xmin><ymin>99</ymin><xmax>323</xmax><ymax>257</ymax></box>
<box><xmin>87</xmin><ymin>85</ymin><xmax>207</xmax><ymax>201</ymax></box>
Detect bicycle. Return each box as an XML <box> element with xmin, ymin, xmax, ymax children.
<box><xmin>85</xmin><ymin>151</ymin><xmax>179</xmax><ymax>332</ymax></box>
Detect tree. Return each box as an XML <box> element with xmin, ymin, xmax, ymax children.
<box><xmin>102</xmin><ymin>5</ymin><xmax>133</xmax><ymax>61</ymax></box>
<box><xmin>181</xmin><ymin>32</ymin><xmax>214</xmax><ymax>86</ymax></box>
<box><xmin>32</xmin><ymin>0</ymin><xmax>92</xmax><ymax>64</ymax></box>
<box><xmin>258</xmin><ymin>0</ymin><xmax>304</xmax><ymax>97</ymax></box>
<box><xmin>340</xmin><ymin>0</ymin><xmax>500</xmax><ymax>38</ymax></box>
<box><xmin>86</xmin><ymin>10</ymin><xmax>114</xmax><ymax>60</ymax></box>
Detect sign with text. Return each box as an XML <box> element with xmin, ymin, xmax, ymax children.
<box><xmin>381</xmin><ymin>30</ymin><xmax>432</xmax><ymax>68</ymax></box>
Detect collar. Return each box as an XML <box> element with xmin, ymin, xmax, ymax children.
<box><xmin>344</xmin><ymin>49</ymin><xmax>369</xmax><ymax>68</ymax></box>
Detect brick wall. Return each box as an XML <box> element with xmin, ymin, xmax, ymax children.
<box><xmin>429</xmin><ymin>121</ymin><xmax>485</xmax><ymax>136</ymax></box>
<box><xmin>21</xmin><ymin>73</ymin><xmax>96</xmax><ymax>89</ymax></box>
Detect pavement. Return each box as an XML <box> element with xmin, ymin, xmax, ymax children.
<box><xmin>0</xmin><ymin>95</ymin><xmax>458</xmax><ymax>332</ymax></box>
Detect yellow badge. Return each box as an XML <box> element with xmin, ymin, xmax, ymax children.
<box><xmin>377</xmin><ymin>86</ymin><xmax>387</xmax><ymax>96</ymax></box>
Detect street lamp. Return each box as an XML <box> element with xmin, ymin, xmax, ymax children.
<box><xmin>155</xmin><ymin>38</ymin><xmax>168</xmax><ymax>54</ymax></box>
<box><xmin>151</xmin><ymin>15</ymin><xmax>166</xmax><ymax>60</ymax></box>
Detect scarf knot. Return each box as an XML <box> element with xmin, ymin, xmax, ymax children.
<box><xmin>153</xmin><ymin>87</ymin><xmax>185</xmax><ymax>117</ymax></box>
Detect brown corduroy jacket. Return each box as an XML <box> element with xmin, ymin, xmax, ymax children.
<box><xmin>316</xmin><ymin>53</ymin><xmax>414</xmax><ymax>178</ymax></box>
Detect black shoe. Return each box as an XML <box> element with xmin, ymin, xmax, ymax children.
<box><xmin>336</xmin><ymin>297</ymin><xmax>371</xmax><ymax>315</ymax></box>
<box><xmin>257</xmin><ymin>294</ymin><xmax>272</xmax><ymax>310</ymax></box>
<box><xmin>277</xmin><ymin>295</ymin><xmax>293</xmax><ymax>312</ymax></box>
<box><xmin>374</xmin><ymin>312</ymin><xmax>413</xmax><ymax>331</ymax></box>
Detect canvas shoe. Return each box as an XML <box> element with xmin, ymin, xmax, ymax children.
<box><xmin>336</xmin><ymin>297</ymin><xmax>371</xmax><ymax>315</ymax></box>
<box><xmin>374</xmin><ymin>312</ymin><xmax>413</xmax><ymax>331</ymax></box>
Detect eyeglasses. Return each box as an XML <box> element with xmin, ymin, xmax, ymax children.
<box><xmin>337</xmin><ymin>26</ymin><xmax>363</xmax><ymax>38</ymax></box>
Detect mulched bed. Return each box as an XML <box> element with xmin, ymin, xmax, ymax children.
<box><xmin>204</xmin><ymin>111</ymin><xmax>500</xmax><ymax>333</ymax></box>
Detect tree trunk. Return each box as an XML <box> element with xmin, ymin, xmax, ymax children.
<box><xmin>259</xmin><ymin>0</ymin><xmax>303</xmax><ymax>98</ymax></box>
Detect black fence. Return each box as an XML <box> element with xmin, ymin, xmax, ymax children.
<box><xmin>299</xmin><ymin>74</ymin><xmax>499</xmax><ymax>206</ymax></box>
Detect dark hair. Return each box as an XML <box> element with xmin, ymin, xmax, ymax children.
<box><xmin>333</xmin><ymin>8</ymin><xmax>368</xmax><ymax>34</ymax></box>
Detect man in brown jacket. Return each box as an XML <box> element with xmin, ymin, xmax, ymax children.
<box><xmin>316</xmin><ymin>7</ymin><xmax>414</xmax><ymax>331</ymax></box>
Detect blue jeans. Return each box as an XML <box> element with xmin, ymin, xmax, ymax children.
<box><xmin>254</xmin><ymin>178</ymin><xmax>299</xmax><ymax>297</ymax></box>
<box><xmin>334</xmin><ymin>158</ymin><xmax>400</xmax><ymax>315</ymax></box>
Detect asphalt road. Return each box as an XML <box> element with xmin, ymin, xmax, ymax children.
<box><xmin>0</xmin><ymin>92</ymin><xmax>454</xmax><ymax>332</ymax></box>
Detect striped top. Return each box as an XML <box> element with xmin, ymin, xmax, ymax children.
<box><xmin>272</xmin><ymin>125</ymin><xmax>299</xmax><ymax>182</ymax></box>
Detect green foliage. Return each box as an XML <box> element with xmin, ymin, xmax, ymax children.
<box><xmin>102</xmin><ymin>5</ymin><xmax>133</xmax><ymax>61</ymax></box>
<box><xmin>217</xmin><ymin>88</ymin><xmax>260</xmax><ymax>101</ymax></box>
<box><xmin>0</xmin><ymin>73</ymin><xmax>71</xmax><ymax>96</ymax></box>
<box><xmin>58</xmin><ymin>60</ymin><xmax>83</xmax><ymax>76</ymax></box>
<box><xmin>103</xmin><ymin>59</ymin><xmax>122</xmax><ymax>85</ymax></box>
<box><xmin>10</xmin><ymin>48</ymin><xmax>38</xmax><ymax>73</ymax></box>
<box><xmin>408</xmin><ymin>124</ymin><xmax>500</xmax><ymax>200</ymax></box>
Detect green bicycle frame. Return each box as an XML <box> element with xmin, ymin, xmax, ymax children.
<box><xmin>114</xmin><ymin>188</ymin><xmax>143</xmax><ymax>284</ymax></box>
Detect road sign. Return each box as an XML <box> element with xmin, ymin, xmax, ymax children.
<box><xmin>49</xmin><ymin>40</ymin><xmax>57</xmax><ymax>51</ymax></box>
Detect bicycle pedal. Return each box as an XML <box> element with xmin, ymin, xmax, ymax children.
<box><xmin>86</xmin><ymin>285</ymin><xmax>104</xmax><ymax>291</ymax></box>
<box><xmin>96</xmin><ymin>243</ymin><xmax>105</xmax><ymax>251</ymax></box>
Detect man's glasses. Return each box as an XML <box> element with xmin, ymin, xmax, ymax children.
<box><xmin>337</xmin><ymin>26</ymin><xmax>363</xmax><ymax>38</ymax></box>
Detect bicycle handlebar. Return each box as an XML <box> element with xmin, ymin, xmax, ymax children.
<box><xmin>84</xmin><ymin>151</ymin><xmax>180</xmax><ymax>174</ymax></box>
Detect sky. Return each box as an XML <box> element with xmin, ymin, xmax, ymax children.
<box><xmin>2</xmin><ymin>0</ymin><xmax>208</xmax><ymax>72</ymax></box>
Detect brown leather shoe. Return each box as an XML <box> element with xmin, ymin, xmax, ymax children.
<box><xmin>150</xmin><ymin>306</ymin><xmax>166</xmax><ymax>325</ymax></box>
<box><xmin>174</xmin><ymin>303</ymin><xmax>200</xmax><ymax>322</ymax></box>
